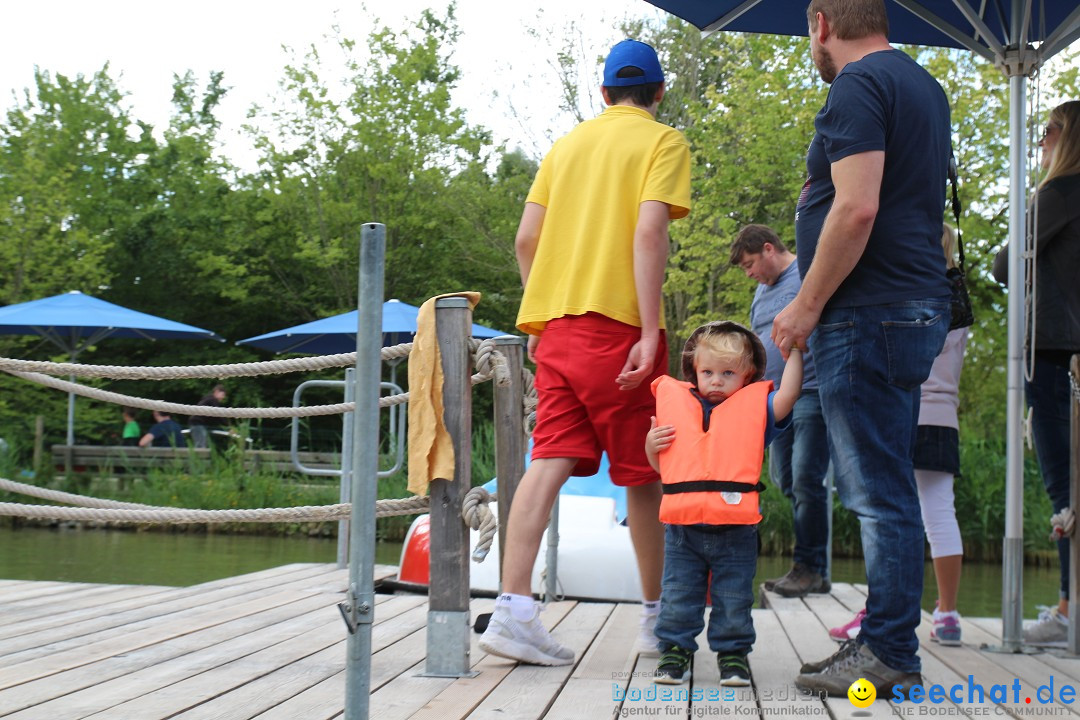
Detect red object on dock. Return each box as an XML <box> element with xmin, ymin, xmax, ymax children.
<box><xmin>397</xmin><ymin>514</ymin><xmax>431</xmax><ymax>585</ymax></box>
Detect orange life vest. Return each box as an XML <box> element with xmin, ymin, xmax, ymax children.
<box><xmin>650</xmin><ymin>375</ymin><xmax>772</xmax><ymax>526</ymax></box>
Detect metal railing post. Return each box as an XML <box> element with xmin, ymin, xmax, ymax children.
<box><xmin>492</xmin><ymin>336</ymin><xmax>526</xmax><ymax>588</ymax></box>
<box><xmin>425</xmin><ymin>297</ymin><xmax>473</xmax><ymax>677</ymax></box>
<box><xmin>343</xmin><ymin>223</ymin><xmax>385</xmax><ymax>720</ymax></box>
<box><xmin>338</xmin><ymin>368</ymin><xmax>355</xmax><ymax>569</ymax></box>
<box><xmin>1068</xmin><ymin>355</ymin><xmax>1079</xmax><ymax>654</ymax></box>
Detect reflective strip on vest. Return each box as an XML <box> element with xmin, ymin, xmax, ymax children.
<box><xmin>651</xmin><ymin>375</ymin><xmax>771</xmax><ymax>526</ymax></box>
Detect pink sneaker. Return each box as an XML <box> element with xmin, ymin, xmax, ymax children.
<box><xmin>828</xmin><ymin>609</ymin><xmax>865</xmax><ymax>642</ymax></box>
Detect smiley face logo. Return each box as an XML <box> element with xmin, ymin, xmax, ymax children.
<box><xmin>847</xmin><ymin>677</ymin><xmax>876</xmax><ymax>707</ymax></box>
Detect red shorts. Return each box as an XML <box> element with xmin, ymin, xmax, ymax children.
<box><xmin>531</xmin><ymin>313</ymin><xmax>668</xmax><ymax>486</ymax></box>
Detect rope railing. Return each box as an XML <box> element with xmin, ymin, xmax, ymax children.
<box><xmin>2</xmin><ymin>338</ymin><xmax>532</xmax><ymax>423</ymax></box>
<box><xmin>0</xmin><ymin>477</ymin><xmax>497</xmax><ymax>560</ymax></box>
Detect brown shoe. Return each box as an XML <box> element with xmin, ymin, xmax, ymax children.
<box><xmin>763</xmin><ymin>565</ymin><xmax>797</xmax><ymax>592</ymax></box>
<box><xmin>795</xmin><ymin>641</ymin><xmax>921</xmax><ymax>698</ymax></box>
<box><xmin>773</xmin><ymin>563</ymin><xmax>831</xmax><ymax>598</ymax></box>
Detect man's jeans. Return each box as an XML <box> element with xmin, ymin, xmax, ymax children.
<box><xmin>655</xmin><ymin>524</ymin><xmax>757</xmax><ymax>655</ymax></box>
<box><xmin>769</xmin><ymin>389</ymin><xmax>831</xmax><ymax>577</ymax></box>
<box><xmin>811</xmin><ymin>300</ymin><xmax>949</xmax><ymax>674</ymax></box>
<box><xmin>1026</xmin><ymin>357</ymin><xmax>1074</xmax><ymax>599</ymax></box>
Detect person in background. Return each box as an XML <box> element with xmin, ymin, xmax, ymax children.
<box><xmin>121</xmin><ymin>407</ymin><xmax>141</xmax><ymax>447</ymax></box>
<box><xmin>189</xmin><ymin>384</ymin><xmax>227</xmax><ymax>449</ymax></box>
<box><xmin>730</xmin><ymin>224</ymin><xmax>832</xmax><ymax>598</ymax></box>
<box><xmin>478</xmin><ymin>38</ymin><xmax>692</xmax><ymax>666</ymax></box>
<box><xmin>139</xmin><ymin>410</ymin><xmax>184</xmax><ymax>448</ymax></box>
<box><xmin>993</xmin><ymin>100</ymin><xmax>1080</xmax><ymax>647</ymax></box>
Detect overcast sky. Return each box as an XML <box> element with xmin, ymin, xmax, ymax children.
<box><xmin>0</xmin><ymin>1</ymin><xmax>658</xmax><ymax>170</ymax></box>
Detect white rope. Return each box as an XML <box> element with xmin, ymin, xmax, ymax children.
<box><xmin>8</xmin><ymin>371</ymin><xmax>356</xmax><ymax>418</ymax></box>
<box><xmin>0</xmin><ymin>477</ymin><xmax>159</xmax><ymax>509</ymax></box>
<box><xmin>462</xmin><ymin>486</ymin><xmax>497</xmax><ymax>562</ymax></box>
<box><xmin>0</xmin><ymin>342</ymin><xmax>415</xmax><ymax>380</ymax></box>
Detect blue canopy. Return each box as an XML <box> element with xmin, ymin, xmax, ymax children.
<box><xmin>0</xmin><ymin>291</ymin><xmax>224</xmax><ymax>350</ymax></box>
<box><xmin>237</xmin><ymin>298</ymin><xmax>508</xmax><ymax>355</ymax></box>
<box><xmin>0</xmin><ymin>291</ymin><xmax>223</xmax><ymax>445</ymax></box>
<box><xmin>643</xmin><ymin>0</ymin><xmax>1080</xmax><ymax>61</ymax></box>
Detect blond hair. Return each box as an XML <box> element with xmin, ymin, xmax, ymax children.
<box><xmin>941</xmin><ymin>223</ymin><xmax>958</xmax><ymax>270</ymax></box>
<box><xmin>1043</xmin><ymin>101</ymin><xmax>1080</xmax><ymax>186</ymax></box>
<box><xmin>694</xmin><ymin>329</ymin><xmax>755</xmax><ymax>376</ymax></box>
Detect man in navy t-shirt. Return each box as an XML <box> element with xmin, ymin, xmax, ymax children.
<box><xmin>772</xmin><ymin>0</ymin><xmax>951</xmax><ymax>699</ymax></box>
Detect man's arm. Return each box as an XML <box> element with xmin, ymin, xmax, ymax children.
<box><xmin>616</xmin><ymin>200</ymin><xmax>670</xmax><ymax>390</ymax></box>
<box><xmin>772</xmin><ymin>151</ymin><xmax>884</xmax><ymax>359</ymax></box>
<box><xmin>515</xmin><ymin>202</ymin><xmax>546</xmax><ymax>362</ymax></box>
<box><xmin>138</xmin><ymin>432</ymin><xmax>154</xmax><ymax>448</ymax></box>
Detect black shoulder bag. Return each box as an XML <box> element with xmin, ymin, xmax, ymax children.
<box><xmin>946</xmin><ymin>151</ymin><xmax>975</xmax><ymax>330</ymax></box>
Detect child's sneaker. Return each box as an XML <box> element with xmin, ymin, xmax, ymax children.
<box><xmin>828</xmin><ymin>608</ymin><xmax>865</xmax><ymax>642</ymax></box>
<box><xmin>479</xmin><ymin>605</ymin><xmax>575</xmax><ymax>666</ymax></box>
<box><xmin>635</xmin><ymin>609</ymin><xmax>660</xmax><ymax>657</ymax></box>
<box><xmin>930</xmin><ymin>609</ymin><xmax>962</xmax><ymax>646</ymax></box>
<box><xmin>654</xmin><ymin>646</ymin><xmax>693</xmax><ymax>685</ymax></box>
<box><xmin>718</xmin><ymin>654</ymin><xmax>751</xmax><ymax>686</ymax></box>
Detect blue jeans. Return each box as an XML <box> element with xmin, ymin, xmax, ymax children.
<box><xmin>1026</xmin><ymin>357</ymin><xmax>1074</xmax><ymax>599</ymax></box>
<box><xmin>769</xmin><ymin>389</ymin><xmax>831</xmax><ymax>577</ymax></box>
<box><xmin>811</xmin><ymin>300</ymin><xmax>949</xmax><ymax>674</ymax></box>
<box><xmin>655</xmin><ymin>524</ymin><xmax>757</xmax><ymax>655</ymax></box>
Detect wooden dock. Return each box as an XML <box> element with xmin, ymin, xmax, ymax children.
<box><xmin>2</xmin><ymin>563</ymin><xmax>1079</xmax><ymax>719</ymax></box>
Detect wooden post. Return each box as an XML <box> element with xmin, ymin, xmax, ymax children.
<box><xmin>1068</xmin><ymin>355</ymin><xmax>1079</xmax><ymax>654</ymax></box>
<box><xmin>33</xmin><ymin>415</ymin><xmax>44</xmax><ymax>477</ymax></box>
<box><xmin>426</xmin><ymin>297</ymin><xmax>473</xmax><ymax>676</ymax></box>
<box><xmin>491</xmin><ymin>336</ymin><xmax>526</xmax><ymax>588</ymax></box>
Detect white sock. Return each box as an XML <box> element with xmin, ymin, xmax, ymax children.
<box><xmin>498</xmin><ymin>593</ymin><xmax>537</xmax><ymax>622</ymax></box>
<box><xmin>933</xmin><ymin>608</ymin><xmax>960</xmax><ymax>621</ymax></box>
<box><xmin>642</xmin><ymin>599</ymin><xmax>660</xmax><ymax>616</ymax></box>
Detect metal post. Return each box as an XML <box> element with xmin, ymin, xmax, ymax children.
<box><xmin>338</xmin><ymin>368</ymin><xmax>356</xmax><ymax>569</ymax></box>
<box><xmin>425</xmin><ymin>297</ymin><xmax>474</xmax><ymax>677</ymax></box>
<box><xmin>343</xmin><ymin>223</ymin><xmax>385</xmax><ymax>720</ymax></box>
<box><xmin>1001</xmin><ymin>69</ymin><xmax>1027</xmax><ymax>652</ymax></box>
<box><xmin>492</xmin><ymin>336</ymin><xmax>526</xmax><ymax>588</ymax></box>
<box><xmin>545</xmin><ymin>497</ymin><xmax>560</xmax><ymax>601</ymax></box>
<box><xmin>1068</xmin><ymin>355</ymin><xmax>1079</xmax><ymax>654</ymax></box>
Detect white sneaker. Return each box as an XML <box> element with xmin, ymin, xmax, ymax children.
<box><xmin>635</xmin><ymin>610</ymin><xmax>660</xmax><ymax>657</ymax></box>
<box><xmin>479</xmin><ymin>605</ymin><xmax>574</xmax><ymax>666</ymax></box>
<box><xmin>1023</xmin><ymin>606</ymin><xmax>1069</xmax><ymax>648</ymax></box>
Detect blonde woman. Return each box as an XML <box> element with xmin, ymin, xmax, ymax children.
<box><xmin>993</xmin><ymin>100</ymin><xmax>1080</xmax><ymax>646</ymax></box>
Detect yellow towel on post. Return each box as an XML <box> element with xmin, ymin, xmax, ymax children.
<box><xmin>407</xmin><ymin>291</ymin><xmax>481</xmax><ymax>497</ymax></box>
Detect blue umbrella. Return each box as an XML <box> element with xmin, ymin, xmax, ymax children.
<box><xmin>236</xmin><ymin>298</ymin><xmax>508</xmax><ymax>355</ymax></box>
<box><xmin>0</xmin><ymin>291</ymin><xmax>224</xmax><ymax>444</ymax></box>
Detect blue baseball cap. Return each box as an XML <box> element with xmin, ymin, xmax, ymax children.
<box><xmin>603</xmin><ymin>39</ymin><xmax>664</xmax><ymax>87</ymax></box>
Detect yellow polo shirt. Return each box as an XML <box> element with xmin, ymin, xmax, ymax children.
<box><xmin>516</xmin><ymin>105</ymin><xmax>691</xmax><ymax>335</ymax></box>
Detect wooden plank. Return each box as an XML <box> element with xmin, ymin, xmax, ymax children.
<box><xmin>0</xmin><ymin>584</ymin><xmax>176</xmax><ymax>634</ymax></box>
<box><xmin>0</xmin><ymin>588</ymin><xmax>313</xmax><ymax>688</ymax></box>
<box><xmin>0</xmin><ymin>564</ymin><xmax>339</xmax><ymax>662</ymax></box>
<box><xmin>460</xmin><ymin>602</ymin><xmax>611</xmax><ymax>720</ymax></box>
<box><xmin>750</xmin><ymin>608</ymin><xmax>830</xmax><ymax>718</ymax></box>
<box><xmin>0</xmin><ymin>592</ymin><xmax>346</xmax><ymax>718</ymax></box>
<box><xmin>79</xmin><ymin>618</ymin><xmax>347</xmax><ymax>719</ymax></box>
<box><xmin>173</xmin><ymin>599</ymin><xmax>430</xmax><ymax>719</ymax></box>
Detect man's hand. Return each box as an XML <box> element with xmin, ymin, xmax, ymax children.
<box><xmin>771</xmin><ymin>296</ymin><xmax>820</xmax><ymax>362</ymax></box>
<box><xmin>526</xmin><ymin>334</ymin><xmax>540</xmax><ymax>364</ymax></box>
<box><xmin>616</xmin><ymin>334</ymin><xmax>658</xmax><ymax>390</ymax></box>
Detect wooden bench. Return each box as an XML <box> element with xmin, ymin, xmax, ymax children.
<box><xmin>52</xmin><ymin>445</ymin><xmax>342</xmax><ymax>476</ymax></box>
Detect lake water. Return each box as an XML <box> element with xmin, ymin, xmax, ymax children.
<box><xmin>0</xmin><ymin>526</ymin><xmax>1059</xmax><ymax>619</ymax></box>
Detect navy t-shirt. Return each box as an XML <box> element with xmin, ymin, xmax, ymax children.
<box><xmin>795</xmin><ymin>49</ymin><xmax>951</xmax><ymax>307</ymax></box>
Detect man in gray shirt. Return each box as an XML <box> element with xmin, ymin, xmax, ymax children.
<box><xmin>731</xmin><ymin>224</ymin><xmax>831</xmax><ymax>596</ymax></box>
